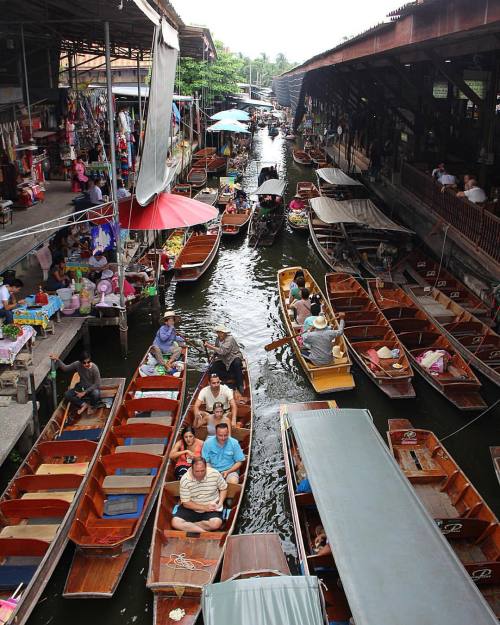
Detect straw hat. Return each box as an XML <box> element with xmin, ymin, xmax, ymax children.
<box><xmin>234</xmin><ymin>183</ymin><xmax>242</xmax><ymax>190</ymax></box>
<box><xmin>377</xmin><ymin>346</ymin><xmax>393</xmax><ymax>359</ymax></box>
<box><xmin>313</xmin><ymin>316</ymin><xmax>328</xmax><ymax>330</ymax></box>
<box><xmin>332</xmin><ymin>345</ymin><xmax>345</xmax><ymax>359</ymax></box>
<box><xmin>214</xmin><ymin>324</ymin><xmax>230</xmax><ymax>334</ymax></box>
<box><xmin>163</xmin><ymin>310</ymin><xmax>180</xmax><ymax>322</ymax></box>
<box><xmin>392</xmin><ymin>363</ymin><xmax>403</xmax><ymax>369</ymax></box>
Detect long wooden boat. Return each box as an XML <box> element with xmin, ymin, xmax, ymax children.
<box><xmin>217</xmin><ymin>183</ymin><xmax>235</xmax><ymax>208</ymax></box>
<box><xmin>292</xmin><ymin>149</ymin><xmax>313</xmax><ymax>166</ymax></box>
<box><xmin>173</xmin><ymin>222</ymin><xmax>221</xmax><ymax>283</ymax></box>
<box><xmin>405</xmin><ymin>285</ymin><xmax>500</xmax><ymax>387</ymax></box>
<box><xmin>192</xmin><ymin>147</ymin><xmax>216</xmax><ymax>160</ymax></box>
<box><xmin>0</xmin><ymin>377</ymin><xmax>125</xmax><ymax>624</ymax></box>
<box><xmin>308</xmin><ymin>148</ymin><xmax>326</xmax><ymax>167</ymax></box>
<box><xmin>186</xmin><ymin>168</ymin><xmax>207</xmax><ymax>189</ymax></box>
<box><xmin>277</xmin><ymin>266</ymin><xmax>354</xmax><ymax>393</ymax></box>
<box><xmin>297</xmin><ymin>181</ymin><xmax>320</xmax><ymax>200</ymax></box>
<box><xmin>388</xmin><ymin>419</ymin><xmax>500</xmax><ymax>617</ymax></box>
<box><xmin>193</xmin><ymin>187</ymin><xmax>218</xmax><ymax>206</ymax></box>
<box><xmin>147</xmin><ymin>362</ymin><xmax>253</xmax><ymax>625</ymax></box>
<box><xmin>367</xmin><ymin>279</ymin><xmax>486</xmax><ymax>410</ymax></box>
<box><xmin>490</xmin><ymin>447</ymin><xmax>500</xmax><ymax>486</ymax></box>
<box><xmin>221</xmin><ymin>205</ymin><xmax>252</xmax><ymax>236</ymax></box>
<box><xmin>63</xmin><ymin>349</ymin><xmax>188</xmax><ymax>598</ymax></box>
<box><xmin>406</xmin><ymin>250</ymin><xmax>492</xmax><ymax>324</ymax></box>
<box><xmin>220</xmin><ymin>533</ymin><xmax>290</xmax><ymax>582</ymax></box>
<box><xmin>308</xmin><ymin>210</ymin><xmax>360</xmax><ymax>275</ymax></box>
<box><xmin>325</xmin><ymin>272</ymin><xmax>415</xmax><ymax>398</ymax></box>
<box><xmin>171</xmin><ymin>184</ymin><xmax>191</xmax><ymax>198</ymax></box>
<box><xmin>194</xmin><ymin>156</ymin><xmax>226</xmax><ymax>174</ymax></box>
<box><xmin>163</xmin><ymin>229</ymin><xmax>190</xmax><ymax>269</ymax></box>
<box><xmin>248</xmin><ymin>179</ymin><xmax>286</xmax><ymax>247</ymax></box>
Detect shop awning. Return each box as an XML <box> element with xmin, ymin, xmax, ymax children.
<box><xmin>254</xmin><ymin>179</ymin><xmax>286</xmax><ymax>196</ymax></box>
<box><xmin>287</xmin><ymin>408</ymin><xmax>499</xmax><ymax>625</ymax></box>
<box><xmin>309</xmin><ymin>196</ymin><xmax>413</xmax><ymax>233</ymax></box>
<box><xmin>316</xmin><ymin>167</ymin><xmax>363</xmax><ymax>186</ymax></box>
<box><xmin>207</xmin><ymin>119</ymin><xmax>250</xmax><ymax>133</ymax></box>
<box><xmin>210</xmin><ymin>109</ymin><xmax>250</xmax><ymax>121</ymax></box>
<box><xmin>202</xmin><ymin>576</ymin><xmax>326</xmax><ymax>625</ymax></box>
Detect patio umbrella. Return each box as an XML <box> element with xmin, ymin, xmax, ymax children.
<box><xmin>210</xmin><ymin>108</ymin><xmax>250</xmax><ymax>121</ymax></box>
<box><xmin>206</xmin><ymin>119</ymin><xmax>250</xmax><ymax>133</ymax></box>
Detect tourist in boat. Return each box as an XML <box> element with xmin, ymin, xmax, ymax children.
<box><xmin>226</xmin><ymin>199</ymin><xmax>236</xmax><ymax>214</ymax></box>
<box><xmin>194</xmin><ymin>372</ymin><xmax>237</xmax><ymax>427</ymax></box>
<box><xmin>301</xmin><ymin>314</ymin><xmax>346</xmax><ymax>366</ymax></box>
<box><xmin>171</xmin><ymin>456</ymin><xmax>227</xmax><ymax>534</ymax></box>
<box><xmin>302</xmin><ymin>301</ymin><xmax>322</xmax><ymax>333</ymax></box>
<box><xmin>46</xmin><ymin>260</ymin><xmax>71</xmax><ymax>290</ymax></box>
<box><xmin>289</xmin><ymin>194</ymin><xmax>305</xmax><ymax>211</ymax></box>
<box><xmin>202</xmin><ymin>422</ymin><xmax>245</xmax><ymax>484</ymax></box>
<box><xmin>292</xmin><ymin>288</ymin><xmax>312</xmax><ymax>326</ymax></box>
<box><xmin>170</xmin><ymin>426</ymin><xmax>204</xmax><ymax>480</ymax></box>
<box><xmin>151</xmin><ymin>310</ymin><xmax>185</xmax><ymax>369</ymax></box>
<box><xmin>289</xmin><ymin>269</ymin><xmax>304</xmax><ymax>292</ymax></box>
<box><xmin>289</xmin><ymin>275</ymin><xmax>306</xmax><ymax>303</ymax></box>
<box><xmin>49</xmin><ymin>351</ymin><xmax>102</xmax><ymax>415</ymax></box>
<box><xmin>195</xmin><ymin>401</ymin><xmax>233</xmax><ymax>435</ymax></box>
<box><xmin>0</xmin><ymin>279</ymin><xmax>25</xmax><ymax>324</ymax></box>
<box><xmin>204</xmin><ymin>324</ymin><xmax>245</xmax><ymax>395</ymax></box>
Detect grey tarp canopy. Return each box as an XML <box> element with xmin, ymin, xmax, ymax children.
<box><xmin>288</xmin><ymin>408</ymin><xmax>498</xmax><ymax>625</ymax></box>
<box><xmin>255</xmin><ymin>179</ymin><xmax>287</xmax><ymax>196</ymax></box>
<box><xmin>316</xmin><ymin>167</ymin><xmax>363</xmax><ymax>186</ymax></box>
<box><xmin>202</xmin><ymin>576</ymin><xmax>326</xmax><ymax>625</ymax></box>
<box><xmin>309</xmin><ymin>196</ymin><xmax>413</xmax><ymax>233</ymax></box>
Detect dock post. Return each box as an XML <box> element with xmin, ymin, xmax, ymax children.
<box><xmin>50</xmin><ymin>360</ymin><xmax>58</xmax><ymax>411</ymax></box>
<box><xmin>119</xmin><ymin>309</ymin><xmax>128</xmax><ymax>356</ymax></box>
<box><xmin>30</xmin><ymin>372</ymin><xmax>39</xmax><ymax>437</ymax></box>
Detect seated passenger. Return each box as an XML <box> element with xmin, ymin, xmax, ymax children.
<box><xmin>302</xmin><ymin>314</ymin><xmax>345</xmax><ymax>366</ymax></box>
<box><xmin>292</xmin><ymin>287</ymin><xmax>311</xmax><ymax>326</ymax></box>
<box><xmin>194</xmin><ymin>372</ymin><xmax>237</xmax><ymax>427</ymax></box>
<box><xmin>289</xmin><ymin>194</ymin><xmax>305</xmax><ymax>211</ymax></box>
<box><xmin>289</xmin><ymin>275</ymin><xmax>305</xmax><ymax>303</ymax></box>
<box><xmin>196</xmin><ymin>401</ymin><xmax>233</xmax><ymax>435</ymax></box>
<box><xmin>202</xmin><ymin>423</ymin><xmax>244</xmax><ymax>484</ymax></box>
<box><xmin>302</xmin><ymin>301</ymin><xmax>322</xmax><ymax>334</ymax></box>
<box><xmin>151</xmin><ymin>310</ymin><xmax>185</xmax><ymax>369</ymax></box>
<box><xmin>169</xmin><ymin>426</ymin><xmax>204</xmax><ymax>480</ymax></box>
<box><xmin>171</xmin><ymin>457</ymin><xmax>227</xmax><ymax>533</ymax></box>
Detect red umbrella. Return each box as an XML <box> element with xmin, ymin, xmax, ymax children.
<box><xmin>90</xmin><ymin>192</ymin><xmax>219</xmax><ymax>229</ymax></box>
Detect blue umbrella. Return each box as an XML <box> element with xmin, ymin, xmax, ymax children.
<box><xmin>207</xmin><ymin>119</ymin><xmax>250</xmax><ymax>133</ymax></box>
<box><xmin>210</xmin><ymin>108</ymin><xmax>250</xmax><ymax>121</ymax></box>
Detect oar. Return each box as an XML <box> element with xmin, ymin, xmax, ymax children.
<box><xmin>265</xmin><ymin>333</ymin><xmax>302</xmax><ymax>352</ymax></box>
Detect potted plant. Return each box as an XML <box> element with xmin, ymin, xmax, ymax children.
<box><xmin>3</xmin><ymin>324</ymin><xmax>22</xmax><ymax>342</ymax></box>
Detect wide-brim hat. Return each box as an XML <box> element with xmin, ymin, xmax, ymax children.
<box><xmin>313</xmin><ymin>316</ymin><xmax>328</xmax><ymax>330</ymax></box>
<box><xmin>377</xmin><ymin>346</ymin><xmax>393</xmax><ymax>359</ymax></box>
<box><xmin>293</xmin><ymin>194</ymin><xmax>302</xmax><ymax>198</ymax></box>
<box><xmin>164</xmin><ymin>310</ymin><xmax>181</xmax><ymax>322</ymax></box>
<box><xmin>214</xmin><ymin>324</ymin><xmax>230</xmax><ymax>334</ymax></box>
<box><xmin>332</xmin><ymin>345</ymin><xmax>345</xmax><ymax>358</ymax></box>
<box><xmin>234</xmin><ymin>183</ymin><xmax>242</xmax><ymax>190</ymax></box>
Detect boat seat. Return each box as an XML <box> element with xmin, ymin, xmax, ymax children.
<box><xmin>127</xmin><ymin>417</ymin><xmax>172</xmax><ymax>426</ymax></box>
<box><xmin>103</xmin><ymin>494</ymin><xmax>146</xmax><ymax>519</ymax></box>
<box><xmin>58</xmin><ymin>428</ymin><xmax>102</xmax><ymax>442</ymax></box>
<box><xmin>115</xmin><ymin>443</ymin><xmax>165</xmax><ymax>455</ymax></box>
<box><xmin>0</xmin><ymin>525</ymin><xmax>59</xmax><ymax>542</ymax></box>
<box><xmin>35</xmin><ymin>463</ymin><xmax>89</xmax><ymax>476</ymax></box>
<box><xmin>0</xmin><ymin>565</ymin><xmax>38</xmax><ymax>588</ymax></box>
<box><xmin>102</xmin><ymin>475</ymin><xmax>154</xmax><ymax>494</ymax></box>
<box><xmin>21</xmin><ymin>491</ymin><xmax>75</xmax><ymax>502</ymax></box>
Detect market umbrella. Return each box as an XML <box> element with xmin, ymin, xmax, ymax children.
<box><xmin>206</xmin><ymin>119</ymin><xmax>250</xmax><ymax>133</ymax></box>
<box><xmin>210</xmin><ymin>108</ymin><xmax>250</xmax><ymax>121</ymax></box>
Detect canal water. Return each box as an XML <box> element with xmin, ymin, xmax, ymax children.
<box><xmin>28</xmin><ymin>129</ymin><xmax>499</xmax><ymax>625</ymax></box>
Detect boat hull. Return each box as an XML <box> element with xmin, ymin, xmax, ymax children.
<box><xmin>174</xmin><ymin>226</ymin><xmax>221</xmax><ymax>282</ymax></box>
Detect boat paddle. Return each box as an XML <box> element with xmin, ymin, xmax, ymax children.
<box><xmin>264</xmin><ymin>333</ymin><xmax>302</xmax><ymax>352</ymax></box>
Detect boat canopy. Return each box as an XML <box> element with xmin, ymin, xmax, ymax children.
<box><xmin>287</xmin><ymin>408</ymin><xmax>498</xmax><ymax>625</ymax></box>
<box><xmin>309</xmin><ymin>196</ymin><xmax>413</xmax><ymax>233</ymax></box>
<box><xmin>255</xmin><ymin>179</ymin><xmax>286</xmax><ymax>196</ymax></box>
<box><xmin>316</xmin><ymin>167</ymin><xmax>363</xmax><ymax>186</ymax></box>
<box><xmin>202</xmin><ymin>576</ymin><xmax>326</xmax><ymax>625</ymax></box>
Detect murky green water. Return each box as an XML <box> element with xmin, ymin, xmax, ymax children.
<box><xmin>27</xmin><ymin>129</ymin><xmax>500</xmax><ymax>625</ymax></box>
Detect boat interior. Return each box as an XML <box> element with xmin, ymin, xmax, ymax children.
<box><xmin>309</xmin><ymin>216</ymin><xmax>360</xmax><ymax>274</ymax></box>
<box><xmin>296</xmin><ymin>182</ymin><xmax>320</xmax><ymax>200</ymax></box>
<box><xmin>174</xmin><ymin>230</ymin><xmax>220</xmax><ymax>270</ymax></box>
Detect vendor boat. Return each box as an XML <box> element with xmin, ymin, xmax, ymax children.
<box><xmin>388</xmin><ymin>419</ymin><xmax>500</xmax><ymax>617</ymax></box>
<box><xmin>325</xmin><ymin>272</ymin><xmax>415</xmax><ymax>398</ymax></box>
<box><xmin>173</xmin><ymin>222</ymin><xmax>221</xmax><ymax>283</ymax></box>
<box><xmin>277</xmin><ymin>266</ymin><xmax>354</xmax><ymax>394</ymax></box>
<box><xmin>163</xmin><ymin>229</ymin><xmax>191</xmax><ymax>269</ymax></box>
<box><xmin>186</xmin><ymin>168</ymin><xmax>207</xmax><ymax>189</ymax></box>
<box><xmin>0</xmin><ymin>377</ymin><xmax>125</xmax><ymax>625</ymax></box>
<box><xmin>292</xmin><ymin>149</ymin><xmax>313</xmax><ymax>166</ymax></box>
<box><xmin>171</xmin><ymin>184</ymin><xmax>192</xmax><ymax>198</ymax></box>
<box><xmin>193</xmin><ymin>188</ymin><xmax>218</xmax><ymax>206</ymax></box>
<box><xmin>287</xmin><ymin>209</ymin><xmax>308</xmax><ymax>232</ymax></box>
<box><xmin>192</xmin><ymin>147</ymin><xmax>216</xmax><ymax>160</ymax></box>
<box><xmin>248</xmin><ymin>178</ymin><xmax>286</xmax><ymax>247</ymax></box>
<box><xmin>367</xmin><ymin>280</ymin><xmax>486</xmax><ymax>410</ymax></box>
<box><xmin>63</xmin><ymin>349</ymin><xmax>188</xmax><ymax>598</ymax></box>
<box><xmin>147</xmin><ymin>363</ymin><xmax>252</xmax><ymax>625</ymax></box>
<box><xmin>221</xmin><ymin>205</ymin><xmax>253</xmax><ymax>237</ymax></box>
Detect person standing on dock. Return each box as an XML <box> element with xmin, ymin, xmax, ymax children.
<box><xmin>204</xmin><ymin>324</ymin><xmax>245</xmax><ymax>395</ymax></box>
<box><xmin>49</xmin><ymin>352</ymin><xmax>102</xmax><ymax>415</ymax></box>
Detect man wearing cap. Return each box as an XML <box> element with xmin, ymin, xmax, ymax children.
<box><xmin>302</xmin><ymin>313</ymin><xmax>345</xmax><ymax>366</ymax></box>
<box><xmin>194</xmin><ymin>372</ymin><xmax>237</xmax><ymax>427</ymax></box>
<box><xmin>151</xmin><ymin>311</ymin><xmax>185</xmax><ymax>369</ymax></box>
<box><xmin>204</xmin><ymin>325</ymin><xmax>245</xmax><ymax>395</ymax></box>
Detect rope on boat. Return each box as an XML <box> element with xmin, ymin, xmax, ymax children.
<box><xmin>440</xmin><ymin>398</ymin><xmax>500</xmax><ymax>442</ymax></box>
<box><xmin>165</xmin><ymin>552</ymin><xmax>212</xmax><ymax>577</ymax></box>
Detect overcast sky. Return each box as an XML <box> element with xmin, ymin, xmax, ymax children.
<box><xmin>172</xmin><ymin>0</ymin><xmax>402</xmax><ymax>63</ymax></box>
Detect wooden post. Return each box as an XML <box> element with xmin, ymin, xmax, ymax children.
<box><xmin>50</xmin><ymin>360</ymin><xmax>58</xmax><ymax>411</ymax></box>
<box><xmin>30</xmin><ymin>372</ymin><xmax>40</xmax><ymax>437</ymax></box>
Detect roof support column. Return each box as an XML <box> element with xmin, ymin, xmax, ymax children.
<box><xmin>137</xmin><ymin>52</ymin><xmax>143</xmax><ymax>150</ymax></box>
<box><xmin>20</xmin><ymin>24</ymin><xmax>32</xmax><ymax>140</ymax></box>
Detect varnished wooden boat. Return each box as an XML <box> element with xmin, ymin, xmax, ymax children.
<box><xmin>173</xmin><ymin>223</ymin><xmax>221</xmax><ymax>283</ymax></box>
<box><xmin>308</xmin><ymin>210</ymin><xmax>360</xmax><ymax>275</ymax></box>
<box><xmin>405</xmin><ymin>285</ymin><xmax>500</xmax><ymax>387</ymax></box>
<box><xmin>0</xmin><ymin>378</ymin><xmax>125</xmax><ymax>624</ymax></box>
<box><xmin>163</xmin><ymin>229</ymin><xmax>190</xmax><ymax>269</ymax></box>
<box><xmin>194</xmin><ymin>156</ymin><xmax>226</xmax><ymax>174</ymax></box>
<box><xmin>220</xmin><ymin>533</ymin><xmax>290</xmax><ymax>581</ymax></box>
<box><xmin>406</xmin><ymin>250</ymin><xmax>492</xmax><ymax>324</ymax></box>
<box><xmin>63</xmin><ymin>349</ymin><xmax>188</xmax><ymax>598</ymax></box>
<box><xmin>192</xmin><ymin>147</ymin><xmax>216</xmax><ymax>160</ymax></box>
<box><xmin>221</xmin><ymin>206</ymin><xmax>252</xmax><ymax>236</ymax></box>
<box><xmin>186</xmin><ymin>168</ymin><xmax>207</xmax><ymax>189</ymax></box>
<box><xmin>490</xmin><ymin>447</ymin><xmax>500</xmax><ymax>485</ymax></box>
<box><xmin>217</xmin><ymin>183</ymin><xmax>235</xmax><ymax>208</ymax></box>
<box><xmin>292</xmin><ymin>149</ymin><xmax>313</xmax><ymax>166</ymax></box>
<box><xmin>308</xmin><ymin>148</ymin><xmax>326</xmax><ymax>166</ymax></box>
<box><xmin>325</xmin><ymin>272</ymin><xmax>415</xmax><ymax>398</ymax></box>
<box><xmin>367</xmin><ymin>280</ymin><xmax>486</xmax><ymax>410</ymax></box>
<box><xmin>296</xmin><ymin>181</ymin><xmax>320</xmax><ymax>200</ymax></box>
<box><xmin>277</xmin><ymin>266</ymin><xmax>354</xmax><ymax>393</ymax></box>
<box><xmin>147</xmin><ymin>362</ymin><xmax>252</xmax><ymax>625</ymax></box>
<box><xmin>171</xmin><ymin>184</ymin><xmax>191</xmax><ymax>198</ymax></box>
<box><xmin>193</xmin><ymin>187</ymin><xmax>218</xmax><ymax>206</ymax></box>
<box><xmin>388</xmin><ymin>419</ymin><xmax>500</xmax><ymax>617</ymax></box>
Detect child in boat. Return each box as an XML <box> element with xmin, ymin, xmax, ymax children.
<box><xmin>289</xmin><ymin>275</ymin><xmax>306</xmax><ymax>303</ymax></box>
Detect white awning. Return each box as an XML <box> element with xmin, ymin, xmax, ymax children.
<box><xmin>255</xmin><ymin>179</ymin><xmax>286</xmax><ymax>196</ymax></box>
<box><xmin>316</xmin><ymin>168</ymin><xmax>363</xmax><ymax>186</ymax></box>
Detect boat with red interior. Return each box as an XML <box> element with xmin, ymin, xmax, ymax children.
<box><xmin>186</xmin><ymin>168</ymin><xmax>207</xmax><ymax>189</ymax></box>
<box><xmin>292</xmin><ymin>149</ymin><xmax>313</xmax><ymax>166</ymax></box>
<box><xmin>173</xmin><ymin>221</ymin><xmax>222</xmax><ymax>283</ymax></box>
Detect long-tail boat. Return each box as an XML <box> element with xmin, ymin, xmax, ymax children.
<box><xmin>0</xmin><ymin>377</ymin><xmax>124</xmax><ymax>624</ymax></box>
<box><xmin>292</xmin><ymin>150</ymin><xmax>313</xmax><ymax>166</ymax></box>
<box><xmin>193</xmin><ymin>188</ymin><xmax>218</xmax><ymax>206</ymax></box>
<box><xmin>192</xmin><ymin>147</ymin><xmax>216</xmax><ymax>161</ymax></box>
<box><xmin>277</xmin><ymin>266</ymin><xmax>354</xmax><ymax>393</ymax></box>
<box><xmin>173</xmin><ymin>222</ymin><xmax>221</xmax><ymax>283</ymax></box>
<box><xmin>367</xmin><ymin>279</ymin><xmax>486</xmax><ymax>410</ymax></box>
<box><xmin>248</xmin><ymin>179</ymin><xmax>286</xmax><ymax>247</ymax></box>
<box><xmin>405</xmin><ymin>285</ymin><xmax>500</xmax><ymax>387</ymax></box>
<box><xmin>490</xmin><ymin>447</ymin><xmax>500</xmax><ymax>486</ymax></box>
<box><xmin>147</xmin><ymin>363</ymin><xmax>252</xmax><ymax>625</ymax></box>
<box><xmin>325</xmin><ymin>272</ymin><xmax>415</xmax><ymax>398</ymax></box>
<box><xmin>186</xmin><ymin>168</ymin><xmax>207</xmax><ymax>189</ymax></box>
<box><xmin>388</xmin><ymin>419</ymin><xmax>500</xmax><ymax>617</ymax></box>
<box><xmin>63</xmin><ymin>348</ymin><xmax>188</xmax><ymax>598</ymax></box>
<box><xmin>171</xmin><ymin>184</ymin><xmax>192</xmax><ymax>198</ymax></box>
<box><xmin>308</xmin><ymin>207</ymin><xmax>360</xmax><ymax>275</ymax></box>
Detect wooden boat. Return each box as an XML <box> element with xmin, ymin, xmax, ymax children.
<box><xmin>163</xmin><ymin>229</ymin><xmax>190</xmax><ymax>269</ymax></box>
<box><xmin>248</xmin><ymin>179</ymin><xmax>286</xmax><ymax>247</ymax></box>
<box><xmin>292</xmin><ymin>149</ymin><xmax>313</xmax><ymax>166</ymax></box>
<box><xmin>0</xmin><ymin>378</ymin><xmax>125</xmax><ymax>625</ymax></box>
<box><xmin>325</xmin><ymin>272</ymin><xmax>415</xmax><ymax>398</ymax></box>
<box><xmin>297</xmin><ymin>181</ymin><xmax>320</xmax><ymax>200</ymax></box>
<box><xmin>277</xmin><ymin>266</ymin><xmax>354</xmax><ymax>393</ymax></box>
<box><xmin>367</xmin><ymin>280</ymin><xmax>486</xmax><ymax>410</ymax></box>
<box><xmin>220</xmin><ymin>533</ymin><xmax>290</xmax><ymax>581</ymax></box>
<box><xmin>388</xmin><ymin>419</ymin><xmax>500</xmax><ymax>617</ymax></box>
<box><xmin>217</xmin><ymin>183</ymin><xmax>235</xmax><ymax>208</ymax></box>
<box><xmin>490</xmin><ymin>447</ymin><xmax>500</xmax><ymax>485</ymax></box>
<box><xmin>193</xmin><ymin>187</ymin><xmax>218</xmax><ymax>206</ymax></box>
<box><xmin>405</xmin><ymin>250</ymin><xmax>492</xmax><ymax>324</ymax></box>
<box><xmin>147</xmin><ymin>363</ymin><xmax>252</xmax><ymax>625</ymax></box>
<box><xmin>308</xmin><ymin>210</ymin><xmax>360</xmax><ymax>275</ymax></box>
<box><xmin>192</xmin><ymin>147</ymin><xmax>216</xmax><ymax>160</ymax></box>
<box><xmin>308</xmin><ymin>148</ymin><xmax>326</xmax><ymax>166</ymax></box>
<box><xmin>186</xmin><ymin>168</ymin><xmax>207</xmax><ymax>189</ymax></box>
<box><xmin>405</xmin><ymin>285</ymin><xmax>500</xmax><ymax>387</ymax></box>
<box><xmin>195</xmin><ymin>156</ymin><xmax>226</xmax><ymax>174</ymax></box>
<box><xmin>63</xmin><ymin>349</ymin><xmax>188</xmax><ymax>598</ymax></box>
<box><xmin>221</xmin><ymin>205</ymin><xmax>252</xmax><ymax>236</ymax></box>
<box><xmin>173</xmin><ymin>222</ymin><xmax>221</xmax><ymax>283</ymax></box>
<box><xmin>171</xmin><ymin>184</ymin><xmax>191</xmax><ymax>198</ymax></box>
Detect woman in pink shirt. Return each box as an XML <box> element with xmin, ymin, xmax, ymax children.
<box><xmin>292</xmin><ymin>288</ymin><xmax>312</xmax><ymax>326</ymax></box>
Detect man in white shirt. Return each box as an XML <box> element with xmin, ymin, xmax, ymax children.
<box><xmin>0</xmin><ymin>279</ymin><xmax>25</xmax><ymax>324</ymax></box>
<box><xmin>193</xmin><ymin>373</ymin><xmax>237</xmax><ymax>425</ymax></box>
<box><xmin>431</xmin><ymin>163</ymin><xmax>446</xmax><ymax>181</ymax></box>
<box><xmin>88</xmin><ymin>250</ymin><xmax>108</xmax><ymax>280</ymax></box>
<box><xmin>457</xmin><ymin>178</ymin><xmax>487</xmax><ymax>204</ymax></box>
<box><xmin>88</xmin><ymin>178</ymin><xmax>103</xmax><ymax>205</ymax></box>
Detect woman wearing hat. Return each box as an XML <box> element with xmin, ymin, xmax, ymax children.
<box><xmin>151</xmin><ymin>311</ymin><xmax>185</xmax><ymax>369</ymax></box>
<box><xmin>302</xmin><ymin>313</ymin><xmax>345</xmax><ymax>367</ymax></box>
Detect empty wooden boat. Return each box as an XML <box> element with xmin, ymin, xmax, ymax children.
<box><xmin>325</xmin><ymin>272</ymin><xmax>415</xmax><ymax>398</ymax></box>
<box><xmin>220</xmin><ymin>533</ymin><xmax>290</xmax><ymax>581</ymax></box>
<box><xmin>171</xmin><ymin>184</ymin><xmax>192</xmax><ymax>198</ymax></box>
<box><xmin>308</xmin><ymin>148</ymin><xmax>326</xmax><ymax>167</ymax></box>
<box><xmin>194</xmin><ymin>156</ymin><xmax>226</xmax><ymax>174</ymax></box>
<box><xmin>277</xmin><ymin>266</ymin><xmax>354</xmax><ymax>393</ymax></box>
<box><xmin>173</xmin><ymin>222</ymin><xmax>221</xmax><ymax>283</ymax></box>
<box><xmin>248</xmin><ymin>178</ymin><xmax>286</xmax><ymax>247</ymax></box>
<box><xmin>308</xmin><ymin>208</ymin><xmax>360</xmax><ymax>275</ymax></box>
<box><xmin>292</xmin><ymin>149</ymin><xmax>313</xmax><ymax>166</ymax></box>
<box><xmin>221</xmin><ymin>205</ymin><xmax>252</xmax><ymax>236</ymax></box>
<box><xmin>296</xmin><ymin>181</ymin><xmax>320</xmax><ymax>200</ymax></box>
<box><xmin>0</xmin><ymin>378</ymin><xmax>124</xmax><ymax>625</ymax></box>
<box><xmin>388</xmin><ymin>419</ymin><xmax>500</xmax><ymax>617</ymax></box>
<box><xmin>193</xmin><ymin>187</ymin><xmax>218</xmax><ymax>206</ymax></box>
<box><xmin>367</xmin><ymin>280</ymin><xmax>486</xmax><ymax>410</ymax></box>
<box><xmin>147</xmin><ymin>363</ymin><xmax>252</xmax><ymax>625</ymax></box>
<box><xmin>192</xmin><ymin>147</ymin><xmax>216</xmax><ymax>160</ymax></box>
<box><xmin>490</xmin><ymin>447</ymin><xmax>500</xmax><ymax>486</ymax></box>
<box><xmin>405</xmin><ymin>285</ymin><xmax>500</xmax><ymax>387</ymax></box>
<box><xmin>63</xmin><ymin>349</ymin><xmax>188</xmax><ymax>598</ymax></box>
<box><xmin>186</xmin><ymin>168</ymin><xmax>207</xmax><ymax>189</ymax></box>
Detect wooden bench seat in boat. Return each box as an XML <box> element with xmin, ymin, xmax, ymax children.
<box><xmin>21</xmin><ymin>491</ymin><xmax>75</xmax><ymax>502</ymax></box>
<box><xmin>35</xmin><ymin>463</ymin><xmax>89</xmax><ymax>476</ymax></box>
<box><xmin>127</xmin><ymin>417</ymin><xmax>172</xmax><ymax>427</ymax></box>
<box><xmin>0</xmin><ymin>525</ymin><xmax>59</xmax><ymax>542</ymax></box>
<box><xmin>102</xmin><ymin>475</ymin><xmax>154</xmax><ymax>494</ymax></box>
<box><xmin>115</xmin><ymin>443</ymin><xmax>165</xmax><ymax>455</ymax></box>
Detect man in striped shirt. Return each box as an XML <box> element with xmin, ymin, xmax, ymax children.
<box><xmin>172</xmin><ymin>457</ymin><xmax>228</xmax><ymax>533</ymax></box>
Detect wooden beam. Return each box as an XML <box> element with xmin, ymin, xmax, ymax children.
<box><xmin>426</xmin><ymin>49</ymin><xmax>483</xmax><ymax>108</ymax></box>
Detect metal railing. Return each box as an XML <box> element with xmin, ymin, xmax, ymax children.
<box><xmin>401</xmin><ymin>162</ymin><xmax>500</xmax><ymax>265</ymax></box>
